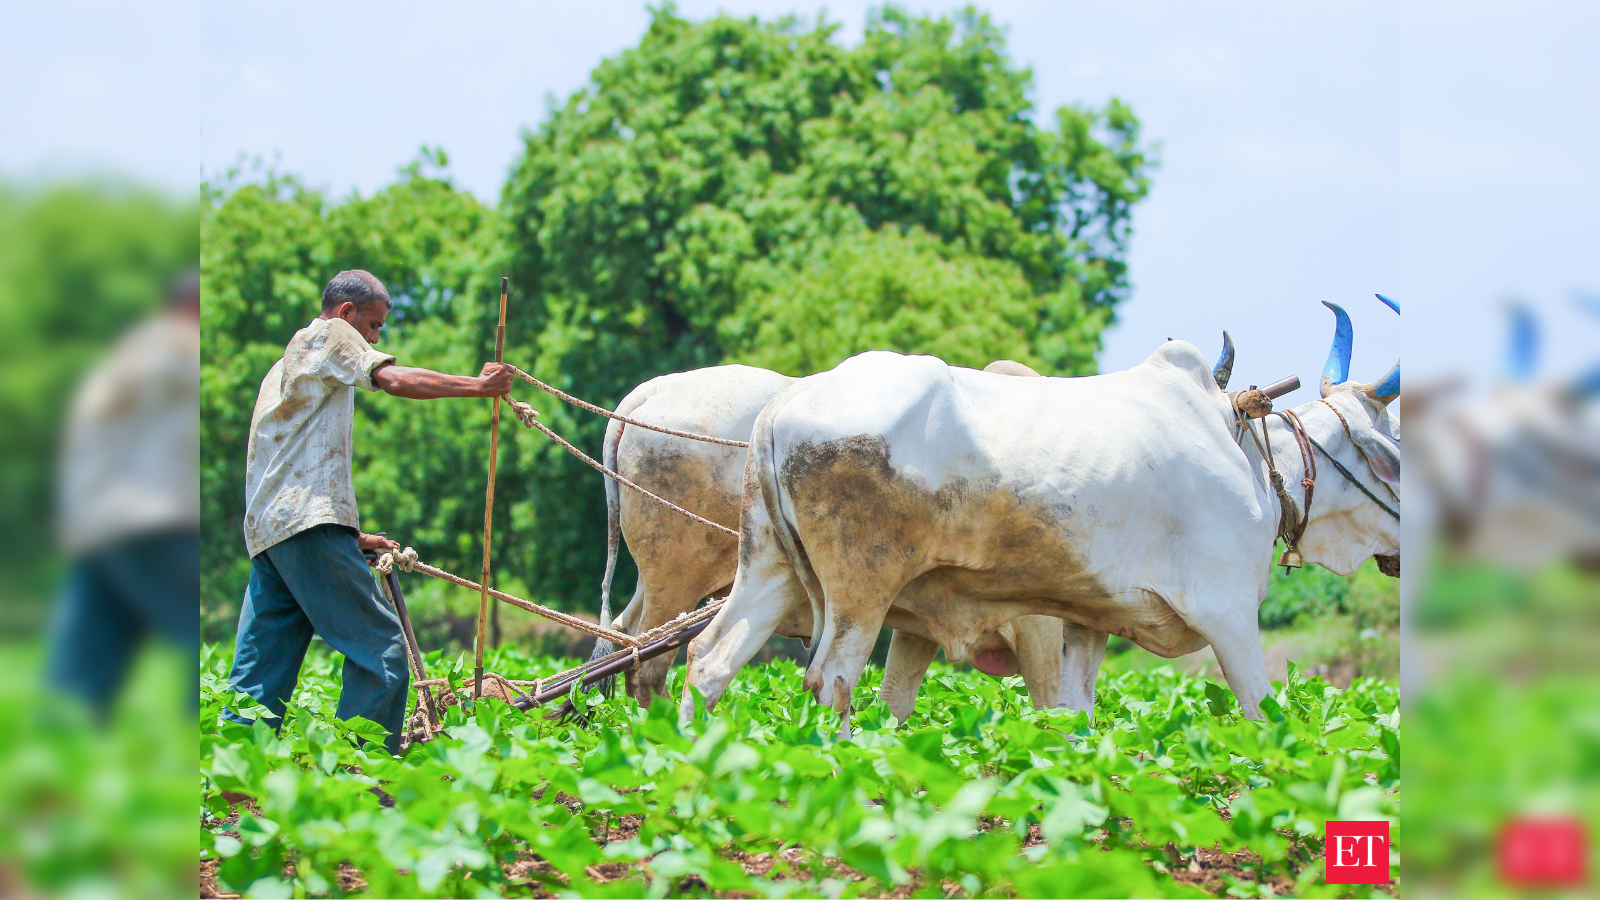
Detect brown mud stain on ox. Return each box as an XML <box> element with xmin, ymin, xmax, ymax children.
<box><xmin>779</xmin><ymin>433</ymin><xmax>1206</xmax><ymax>662</ymax></box>
<box><xmin>621</xmin><ymin>443</ymin><xmax>740</xmax><ymax>554</ymax></box>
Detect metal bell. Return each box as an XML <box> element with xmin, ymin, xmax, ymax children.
<box><xmin>1278</xmin><ymin>547</ymin><xmax>1304</xmax><ymax>570</ymax></box>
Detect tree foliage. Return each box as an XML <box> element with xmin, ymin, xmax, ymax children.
<box><xmin>200</xmin><ymin>5</ymin><xmax>1152</xmax><ymax>625</ymax></box>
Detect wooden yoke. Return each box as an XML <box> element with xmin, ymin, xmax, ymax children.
<box><xmin>475</xmin><ymin>276</ymin><xmax>510</xmax><ymax>699</ymax></box>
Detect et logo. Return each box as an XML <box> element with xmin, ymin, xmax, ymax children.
<box><xmin>1498</xmin><ymin>818</ymin><xmax>1586</xmax><ymax>888</ymax></box>
<box><xmin>1325</xmin><ymin>820</ymin><xmax>1391</xmax><ymax>885</ymax></box>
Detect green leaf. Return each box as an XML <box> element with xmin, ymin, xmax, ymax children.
<box><xmin>1205</xmin><ymin>682</ymin><xmax>1234</xmax><ymax>718</ymax></box>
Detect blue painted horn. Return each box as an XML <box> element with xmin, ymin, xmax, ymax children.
<box><xmin>1364</xmin><ymin>361</ymin><xmax>1399</xmax><ymax>403</ymax></box>
<box><xmin>1363</xmin><ymin>293</ymin><xmax>1400</xmax><ymax>404</ymax></box>
<box><xmin>1213</xmin><ymin>330</ymin><xmax>1235</xmax><ymax>390</ymax></box>
<box><xmin>1505</xmin><ymin>303</ymin><xmax>1537</xmax><ymax>384</ymax></box>
<box><xmin>1320</xmin><ymin>301</ymin><xmax>1353</xmax><ymax>397</ymax></box>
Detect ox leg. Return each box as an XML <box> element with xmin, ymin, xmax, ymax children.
<box><xmin>1007</xmin><ymin>615</ymin><xmax>1064</xmax><ymax>711</ymax></box>
<box><xmin>611</xmin><ymin>586</ymin><xmax>644</xmax><ymax>634</ymax></box>
<box><xmin>805</xmin><ymin>601</ymin><xmax>893</xmax><ymax>737</ymax></box>
<box><xmin>880</xmin><ymin>631</ymin><xmax>940</xmax><ymax>725</ymax></box>
<box><xmin>678</xmin><ymin>564</ymin><xmax>806</xmax><ymax>725</ymax></box>
<box><xmin>1057</xmin><ymin>623</ymin><xmax>1108</xmax><ymax>716</ymax></box>
<box><xmin>1197</xmin><ymin>614</ymin><xmax>1272</xmax><ymax>719</ymax></box>
<box><xmin>620</xmin><ymin>579</ymin><xmax>721</xmax><ymax>706</ymax></box>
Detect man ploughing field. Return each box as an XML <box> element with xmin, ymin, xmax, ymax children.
<box><xmin>222</xmin><ymin>270</ymin><xmax>513</xmax><ymax>753</ymax></box>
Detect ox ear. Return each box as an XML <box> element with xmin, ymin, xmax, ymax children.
<box><xmin>1349</xmin><ymin>425</ymin><xmax>1400</xmax><ymax>486</ymax></box>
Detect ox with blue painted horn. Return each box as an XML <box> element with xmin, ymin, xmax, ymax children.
<box><xmin>679</xmin><ymin>321</ymin><xmax>1399</xmax><ymax>726</ymax></box>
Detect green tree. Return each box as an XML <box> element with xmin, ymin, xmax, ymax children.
<box><xmin>199</xmin><ymin>5</ymin><xmax>1153</xmax><ymax>630</ymax></box>
<box><xmin>498</xmin><ymin>4</ymin><xmax>1151</xmax><ymax>605</ymax></box>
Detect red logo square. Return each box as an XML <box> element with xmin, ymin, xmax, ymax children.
<box><xmin>1325</xmin><ymin>820</ymin><xmax>1391</xmax><ymax>884</ymax></box>
<box><xmin>1499</xmin><ymin>818</ymin><xmax>1587</xmax><ymax>887</ymax></box>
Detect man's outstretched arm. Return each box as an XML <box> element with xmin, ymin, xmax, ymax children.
<box><xmin>373</xmin><ymin>361</ymin><xmax>515</xmax><ymax>399</ymax></box>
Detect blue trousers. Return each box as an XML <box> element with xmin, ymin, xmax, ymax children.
<box><xmin>224</xmin><ymin>524</ymin><xmax>409</xmax><ymax>754</ymax></box>
<box><xmin>46</xmin><ymin>528</ymin><xmax>200</xmax><ymax>718</ymax></box>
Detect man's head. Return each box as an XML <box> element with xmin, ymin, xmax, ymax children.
<box><xmin>320</xmin><ymin>270</ymin><xmax>391</xmax><ymax>343</ymax></box>
<box><xmin>169</xmin><ymin>269</ymin><xmax>200</xmax><ymax>322</ymax></box>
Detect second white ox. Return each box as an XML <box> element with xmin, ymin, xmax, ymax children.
<box><xmin>680</xmin><ymin>319</ymin><xmax>1400</xmax><ymax>723</ymax></box>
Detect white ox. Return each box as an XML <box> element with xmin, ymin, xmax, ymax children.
<box><xmin>1405</xmin><ymin>300</ymin><xmax>1600</xmax><ymax>573</ymax></box>
<box><xmin>594</xmin><ymin>360</ymin><xmax>1077</xmax><ymax>722</ymax></box>
<box><xmin>679</xmin><ymin>314</ymin><xmax>1400</xmax><ymax>723</ymax></box>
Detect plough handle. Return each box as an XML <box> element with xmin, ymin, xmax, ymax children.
<box><xmin>365</xmin><ymin>551</ymin><xmax>441</xmax><ymax>730</ymax></box>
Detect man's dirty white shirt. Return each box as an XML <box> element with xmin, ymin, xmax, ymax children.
<box><xmin>243</xmin><ymin>317</ymin><xmax>394</xmax><ymax>557</ymax></box>
<box><xmin>57</xmin><ymin>314</ymin><xmax>200</xmax><ymax>555</ymax></box>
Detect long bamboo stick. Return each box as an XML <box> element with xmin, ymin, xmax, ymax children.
<box><xmin>475</xmin><ymin>275</ymin><xmax>510</xmax><ymax>699</ymax></box>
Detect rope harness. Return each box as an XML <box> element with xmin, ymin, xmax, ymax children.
<box><xmin>501</xmin><ymin>397</ymin><xmax>739</xmax><ymax>538</ymax></box>
<box><xmin>506</xmin><ymin>364</ymin><xmax>750</xmax><ymax>448</ymax></box>
<box><xmin>1238</xmin><ymin>398</ymin><xmax>1401</xmax><ymax>574</ymax></box>
<box><xmin>376</xmin><ymin>545</ymin><xmax>644</xmax><ymax>648</ymax></box>
<box><xmin>1239</xmin><ymin>408</ymin><xmax>1315</xmax><ymax>571</ymax></box>
<box><xmin>1310</xmin><ymin>399</ymin><xmax>1399</xmax><ymax>521</ymax></box>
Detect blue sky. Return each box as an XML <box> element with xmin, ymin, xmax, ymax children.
<box><xmin>9</xmin><ymin>1</ymin><xmax>1596</xmax><ymax>395</ymax></box>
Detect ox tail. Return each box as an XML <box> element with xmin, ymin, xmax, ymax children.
<box><xmin>750</xmin><ymin>385</ymin><xmax>827</xmax><ymax>663</ymax></box>
<box><xmin>554</xmin><ymin>397</ymin><xmax>640</xmax><ymax>723</ymax></box>
<box><xmin>586</xmin><ymin>413</ymin><xmax>628</xmax><ymax>694</ymax></box>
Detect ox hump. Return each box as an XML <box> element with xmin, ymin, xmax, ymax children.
<box><xmin>1144</xmin><ymin>340</ymin><xmax>1222</xmax><ymax>394</ymax></box>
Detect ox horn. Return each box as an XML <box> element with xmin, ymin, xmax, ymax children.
<box><xmin>1320</xmin><ymin>301</ymin><xmax>1353</xmax><ymax>397</ymax></box>
<box><xmin>1364</xmin><ymin>360</ymin><xmax>1400</xmax><ymax>404</ymax></box>
<box><xmin>1212</xmin><ymin>330</ymin><xmax>1235</xmax><ymax>390</ymax></box>
<box><xmin>1360</xmin><ymin>293</ymin><xmax>1401</xmax><ymax>404</ymax></box>
<box><xmin>1505</xmin><ymin>302</ymin><xmax>1537</xmax><ymax>383</ymax></box>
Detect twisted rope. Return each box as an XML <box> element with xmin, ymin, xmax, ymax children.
<box><xmin>503</xmin><ymin>396</ymin><xmax>740</xmax><ymax>539</ymax></box>
<box><xmin>376</xmin><ymin>546</ymin><xmax>643</xmax><ymax>648</ymax></box>
<box><xmin>507</xmin><ymin>364</ymin><xmax>749</xmax><ymax>448</ymax></box>
<box><xmin>405</xmin><ymin>598</ymin><xmax>723</xmax><ymax>704</ymax></box>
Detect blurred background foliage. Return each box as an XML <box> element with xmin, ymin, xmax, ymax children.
<box><xmin>0</xmin><ymin>185</ymin><xmax>198</xmax><ymax>897</ymax></box>
<box><xmin>199</xmin><ymin>5</ymin><xmax>1154</xmax><ymax>639</ymax></box>
<box><xmin>0</xmin><ymin>184</ymin><xmax>198</xmax><ymax>625</ymax></box>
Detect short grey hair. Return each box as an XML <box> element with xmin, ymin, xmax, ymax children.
<box><xmin>321</xmin><ymin>269</ymin><xmax>390</xmax><ymax>312</ymax></box>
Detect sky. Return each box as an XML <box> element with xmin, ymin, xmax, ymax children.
<box><xmin>7</xmin><ymin>0</ymin><xmax>1597</xmax><ymax>397</ymax></box>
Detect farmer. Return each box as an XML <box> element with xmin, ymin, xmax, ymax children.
<box><xmin>223</xmin><ymin>270</ymin><xmax>512</xmax><ymax>753</ymax></box>
<box><xmin>48</xmin><ymin>270</ymin><xmax>201</xmax><ymax>720</ymax></box>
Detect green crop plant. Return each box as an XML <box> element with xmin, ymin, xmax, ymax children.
<box><xmin>201</xmin><ymin>643</ymin><xmax>1398</xmax><ymax>898</ymax></box>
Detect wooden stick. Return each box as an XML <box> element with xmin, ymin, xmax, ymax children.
<box><xmin>475</xmin><ymin>275</ymin><xmax>510</xmax><ymax>699</ymax></box>
<box><xmin>367</xmin><ymin>551</ymin><xmax>440</xmax><ymax>730</ymax></box>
